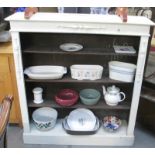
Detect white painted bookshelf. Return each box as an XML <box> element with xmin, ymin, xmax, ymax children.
<box><xmin>6</xmin><ymin>12</ymin><xmax>154</xmax><ymax>146</ymax></box>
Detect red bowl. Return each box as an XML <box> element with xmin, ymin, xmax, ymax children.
<box><xmin>55</xmin><ymin>89</ymin><xmax>79</xmax><ymax>106</ymax></box>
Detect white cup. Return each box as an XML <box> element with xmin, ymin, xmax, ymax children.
<box><xmin>32</xmin><ymin>87</ymin><xmax>43</xmax><ymax>104</ymax></box>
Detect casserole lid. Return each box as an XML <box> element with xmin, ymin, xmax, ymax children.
<box><xmin>109</xmin><ymin>61</ymin><xmax>136</xmax><ymax>72</ymax></box>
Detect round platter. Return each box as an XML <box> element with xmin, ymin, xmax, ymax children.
<box><xmin>67</xmin><ymin>108</ymin><xmax>96</xmax><ymax>131</ymax></box>
<box><xmin>59</xmin><ymin>43</ymin><xmax>83</xmax><ymax>52</ymax></box>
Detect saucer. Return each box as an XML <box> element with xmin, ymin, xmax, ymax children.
<box><xmin>59</xmin><ymin>43</ymin><xmax>83</xmax><ymax>52</ymax></box>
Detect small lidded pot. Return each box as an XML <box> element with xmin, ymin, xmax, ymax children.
<box><xmin>33</xmin><ymin>87</ymin><xmax>43</xmax><ymax>104</ymax></box>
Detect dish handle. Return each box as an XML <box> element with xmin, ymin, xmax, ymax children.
<box><xmin>63</xmin><ymin>67</ymin><xmax>67</xmax><ymax>74</ymax></box>
<box><xmin>24</xmin><ymin>68</ymin><xmax>30</xmax><ymax>75</ymax></box>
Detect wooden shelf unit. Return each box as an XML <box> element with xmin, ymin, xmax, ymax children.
<box><xmin>6</xmin><ymin>12</ymin><xmax>154</xmax><ymax>146</ymax></box>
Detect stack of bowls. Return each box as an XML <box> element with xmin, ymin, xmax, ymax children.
<box><xmin>32</xmin><ymin>107</ymin><xmax>58</xmax><ymax>131</ymax></box>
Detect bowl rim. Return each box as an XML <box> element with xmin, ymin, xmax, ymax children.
<box><xmin>80</xmin><ymin>89</ymin><xmax>101</xmax><ymax>99</ymax></box>
<box><xmin>55</xmin><ymin>89</ymin><xmax>79</xmax><ymax>101</ymax></box>
<box><xmin>32</xmin><ymin>107</ymin><xmax>58</xmax><ymax>123</ymax></box>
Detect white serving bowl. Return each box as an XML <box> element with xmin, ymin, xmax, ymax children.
<box><xmin>24</xmin><ymin>65</ymin><xmax>67</xmax><ymax>79</ymax></box>
<box><xmin>70</xmin><ymin>65</ymin><xmax>103</xmax><ymax>80</ymax></box>
<box><xmin>32</xmin><ymin>107</ymin><xmax>58</xmax><ymax>131</ymax></box>
<box><xmin>109</xmin><ymin>61</ymin><xmax>136</xmax><ymax>82</ymax></box>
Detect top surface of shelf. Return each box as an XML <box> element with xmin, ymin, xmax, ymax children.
<box><xmin>6</xmin><ymin>12</ymin><xmax>155</xmax><ymax>26</ymax></box>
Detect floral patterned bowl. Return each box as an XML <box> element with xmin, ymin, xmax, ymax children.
<box><xmin>32</xmin><ymin>107</ymin><xmax>58</xmax><ymax>131</ymax></box>
<box><xmin>103</xmin><ymin>116</ymin><xmax>122</xmax><ymax>132</ymax></box>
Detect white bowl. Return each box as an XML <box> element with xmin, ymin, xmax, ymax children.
<box><xmin>32</xmin><ymin>107</ymin><xmax>58</xmax><ymax>131</ymax></box>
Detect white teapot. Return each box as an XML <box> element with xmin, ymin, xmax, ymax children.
<box><xmin>102</xmin><ymin>85</ymin><xmax>126</xmax><ymax>106</ymax></box>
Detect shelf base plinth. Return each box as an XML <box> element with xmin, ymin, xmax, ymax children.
<box><xmin>23</xmin><ymin>120</ymin><xmax>134</xmax><ymax>146</ymax></box>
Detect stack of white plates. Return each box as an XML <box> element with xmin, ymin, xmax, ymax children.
<box><xmin>66</xmin><ymin>108</ymin><xmax>96</xmax><ymax>131</ymax></box>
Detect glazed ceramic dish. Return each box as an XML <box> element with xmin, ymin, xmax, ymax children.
<box><xmin>80</xmin><ymin>89</ymin><xmax>101</xmax><ymax>105</ymax></box>
<box><xmin>67</xmin><ymin>108</ymin><xmax>96</xmax><ymax>131</ymax></box>
<box><xmin>24</xmin><ymin>65</ymin><xmax>67</xmax><ymax>80</ymax></box>
<box><xmin>109</xmin><ymin>61</ymin><xmax>136</xmax><ymax>82</ymax></box>
<box><xmin>70</xmin><ymin>65</ymin><xmax>103</xmax><ymax>80</ymax></box>
<box><xmin>32</xmin><ymin>107</ymin><xmax>58</xmax><ymax>131</ymax></box>
<box><xmin>103</xmin><ymin>116</ymin><xmax>122</xmax><ymax>132</ymax></box>
<box><xmin>59</xmin><ymin>43</ymin><xmax>83</xmax><ymax>52</ymax></box>
<box><xmin>55</xmin><ymin>89</ymin><xmax>79</xmax><ymax>106</ymax></box>
<box><xmin>62</xmin><ymin>116</ymin><xmax>100</xmax><ymax>135</ymax></box>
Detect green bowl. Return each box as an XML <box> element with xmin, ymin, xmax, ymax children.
<box><xmin>80</xmin><ymin>89</ymin><xmax>101</xmax><ymax>105</ymax></box>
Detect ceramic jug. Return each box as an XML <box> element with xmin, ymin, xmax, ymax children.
<box><xmin>102</xmin><ymin>85</ymin><xmax>126</xmax><ymax>106</ymax></box>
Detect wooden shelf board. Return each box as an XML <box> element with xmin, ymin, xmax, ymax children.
<box><xmin>25</xmin><ymin>75</ymin><xmax>133</xmax><ymax>84</ymax></box>
<box><xmin>23</xmin><ymin>47</ymin><xmax>137</xmax><ymax>57</ymax></box>
<box><xmin>28</xmin><ymin>99</ymin><xmax>131</xmax><ymax>110</ymax></box>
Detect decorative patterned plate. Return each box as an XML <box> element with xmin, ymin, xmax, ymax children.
<box><xmin>59</xmin><ymin>43</ymin><xmax>83</xmax><ymax>52</ymax></box>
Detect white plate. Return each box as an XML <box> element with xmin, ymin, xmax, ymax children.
<box><xmin>24</xmin><ymin>65</ymin><xmax>67</xmax><ymax>79</ymax></box>
<box><xmin>67</xmin><ymin>108</ymin><xmax>96</xmax><ymax>131</ymax></box>
<box><xmin>59</xmin><ymin>43</ymin><xmax>83</xmax><ymax>52</ymax></box>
